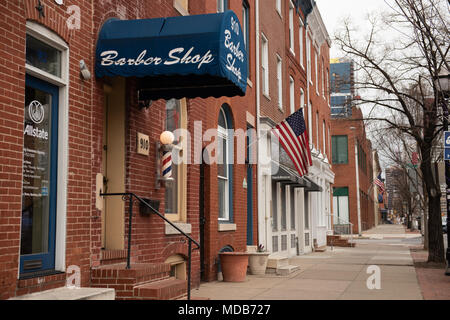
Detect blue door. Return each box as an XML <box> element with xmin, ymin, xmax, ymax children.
<box><xmin>246</xmin><ymin>126</ymin><xmax>253</xmax><ymax>245</ymax></box>
<box><xmin>20</xmin><ymin>75</ymin><xmax>59</xmax><ymax>274</ymax></box>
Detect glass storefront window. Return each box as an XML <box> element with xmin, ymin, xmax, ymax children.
<box><xmin>21</xmin><ymin>85</ymin><xmax>53</xmax><ymax>255</ymax></box>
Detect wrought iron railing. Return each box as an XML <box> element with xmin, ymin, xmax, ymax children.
<box><xmin>327</xmin><ymin>214</ymin><xmax>354</xmax><ymax>244</ymax></box>
<box><xmin>100</xmin><ymin>192</ymin><xmax>200</xmax><ymax>300</ymax></box>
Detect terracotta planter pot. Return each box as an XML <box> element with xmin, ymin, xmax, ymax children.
<box><xmin>219</xmin><ymin>252</ymin><xmax>250</xmax><ymax>282</ymax></box>
<box><xmin>248</xmin><ymin>252</ymin><xmax>270</xmax><ymax>275</ymax></box>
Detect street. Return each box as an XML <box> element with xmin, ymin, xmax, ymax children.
<box><xmin>191</xmin><ymin>225</ymin><xmax>449</xmax><ymax>300</ymax></box>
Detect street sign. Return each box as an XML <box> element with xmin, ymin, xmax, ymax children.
<box><xmin>445</xmin><ymin>148</ymin><xmax>450</xmax><ymax>161</ymax></box>
<box><xmin>444</xmin><ymin>131</ymin><xmax>450</xmax><ymax>160</ymax></box>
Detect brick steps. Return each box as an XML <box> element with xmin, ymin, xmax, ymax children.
<box><xmin>327</xmin><ymin>235</ymin><xmax>355</xmax><ymax>247</ymax></box>
<box><xmin>134</xmin><ymin>277</ymin><xmax>187</xmax><ymax>300</ymax></box>
<box><xmin>91</xmin><ymin>262</ymin><xmax>188</xmax><ymax>300</ymax></box>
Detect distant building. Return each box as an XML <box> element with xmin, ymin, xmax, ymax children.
<box><xmin>330</xmin><ymin>58</ymin><xmax>355</xmax><ymax>118</ymax></box>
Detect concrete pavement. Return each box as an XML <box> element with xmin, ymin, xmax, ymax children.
<box><xmin>191</xmin><ymin>224</ymin><xmax>427</xmax><ymax>300</ymax></box>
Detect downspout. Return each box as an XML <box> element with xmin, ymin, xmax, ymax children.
<box><xmin>354</xmin><ymin>134</ymin><xmax>362</xmax><ymax>235</ymax></box>
<box><xmin>255</xmin><ymin>0</ymin><xmax>265</xmax><ymax>247</ymax></box>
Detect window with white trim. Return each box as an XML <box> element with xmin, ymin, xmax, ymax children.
<box><xmin>299</xmin><ymin>20</ymin><xmax>304</xmax><ymax>68</ymax></box>
<box><xmin>22</xmin><ymin>21</ymin><xmax>69</xmax><ymax>275</ymax></box>
<box><xmin>261</xmin><ymin>34</ymin><xmax>269</xmax><ymax>96</ymax></box>
<box><xmin>315</xmin><ymin>49</ymin><xmax>319</xmax><ymax>95</ymax></box>
<box><xmin>276</xmin><ymin>0</ymin><xmax>282</xmax><ymax>16</ymax></box>
<box><xmin>218</xmin><ymin>106</ymin><xmax>232</xmax><ymax>221</ymax></box>
<box><xmin>165</xmin><ymin>99</ymin><xmax>187</xmax><ymax>222</ymax></box>
<box><xmin>300</xmin><ymin>88</ymin><xmax>305</xmax><ymax>110</ymax></box>
<box><xmin>277</xmin><ymin>55</ymin><xmax>282</xmax><ymax>109</ymax></box>
<box><xmin>289</xmin><ymin>1</ymin><xmax>295</xmax><ymax>54</ymax></box>
<box><xmin>289</xmin><ymin>76</ymin><xmax>295</xmax><ymax>114</ymax></box>
<box><xmin>217</xmin><ymin>0</ymin><xmax>228</xmax><ymax>12</ymax></box>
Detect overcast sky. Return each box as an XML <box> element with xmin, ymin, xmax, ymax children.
<box><xmin>315</xmin><ymin>0</ymin><xmax>390</xmax><ymax>58</ymax></box>
<box><xmin>315</xmin><ymin>0</ymin><xmax>395</xmax><ymax>171</ymax></box>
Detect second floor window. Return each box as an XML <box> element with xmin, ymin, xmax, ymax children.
<box><xmin>217</xmin><ymin>0</ymin><xmax>228</xmax><ymax>12</ymax></box>
<box><xmin>332</xmin><ymin>135</ymin><xmax>348</xmax><ymax>164</ymax></box>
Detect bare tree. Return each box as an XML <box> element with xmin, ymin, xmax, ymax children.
<box><xmin>334</xmin><ymin>0</ymin><xmax>449</xmax><ymax>262</ymax></box>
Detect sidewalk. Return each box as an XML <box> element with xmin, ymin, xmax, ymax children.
<box><xmin>191</xmin><ymin>239</ymin><xmax>424</xmax><ymax>300</ymax></box>
<box><xmin>410</xmin><ymin>244</ymin><xmax>450</xmax><ymax>300</ymax></box>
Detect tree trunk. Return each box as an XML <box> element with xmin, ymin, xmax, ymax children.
<box><xmin>427</xmin><ymin>193</ymin><xmax>445</xmax><ymax>262</ymax></box>
<box><xmin>421</xmin><ymin>148</ymin><xmax>445</xmax><ymax>263</ymax></box>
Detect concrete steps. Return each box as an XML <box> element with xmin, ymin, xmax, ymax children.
<box><xmin>266</xmin><ymin>255</ymin><xmax>300</xmax><ymax>276</ymax></box>
<box><xmin>9</xmin><ymin>287</ymin><xmax>115</xmax><ymax>300</ymax></box>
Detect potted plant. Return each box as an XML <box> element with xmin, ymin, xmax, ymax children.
<box><xmin>219</xmin><ymin>251</ymin><xmax>250</xmax><ymax>282</ymax></box>
<box><xmin>247</xmin><ymin>245</ymin><xmax>270</xmax><ymax>275</ymax></box>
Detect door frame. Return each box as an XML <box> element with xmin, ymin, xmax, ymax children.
<box><xmin>20</xmin><ymin>75</ymin><xmax>59</xmax><ymax>274</ymax></box>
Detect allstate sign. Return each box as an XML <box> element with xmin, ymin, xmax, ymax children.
<box><xmin>95</xmin><ymin>11</ymin><xmax>248</xmax><ymax>97</ymax></box>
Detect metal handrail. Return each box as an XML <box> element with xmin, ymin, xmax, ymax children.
<box><xmin>100</xmin><ymin>192</ymin><xmax>200</xmax><ymax>300</ymax></box>
<box><xmin>327</xmin><ymin>213</ymin><xmax>354</xmax><ymax>244</ymax></box>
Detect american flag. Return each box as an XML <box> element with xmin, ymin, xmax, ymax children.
<box><xmin>374</xmin><ymin>174</ymin><xmax>385</xmax><ymax>192</ymax></box>
<box><xmin>272</xmin><ymin>109</ymin><xmax>312</xmax><ymax>177</ymax></box>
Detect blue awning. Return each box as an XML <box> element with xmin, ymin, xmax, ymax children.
<box><xmin>95</xmin><ymin>11</ymin><xmax>248</xmax><ymax>100</ymax></box>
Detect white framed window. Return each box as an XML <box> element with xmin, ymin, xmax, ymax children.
<box><xmin>308</xmin><ymin>101</ymin><xmax>312</xmax><ymax>142</ymax></box>
<box><xmin>322</xmin><ymin>120</ymin><xmax>326</xmax><ymax>154</ymax></box>
<box><xmin>322</xmin><ymin>60</ymin><xmax>325</xmax><ymax>98</ymax></box>
<box><xmin>299</xmin><ymin>20</ymin><xmax>304</xmax><ymax>68</ymax></box>
<box><xmin>300</xmin><ymin>88</ymin><xmax>305</xmax><ymax>109</ymax></box>
<box><xmin>289</xmin><ymin>76</ymin><xmax>295</xmax><ymax>114</ymax></box>
<box><xmin>316</xmin><ymin>111</ymin><xmax>319</xmax><ymax>148</ymax></box>
<box><xmin>289</xmin><ymin>1</ymin><xmax>295</xmax><ymax>55</ymax></box>
<box><xmin>261</xmin><ymin>34</ymin><xmax>269</xmax><ymax>96</ymax></box>
<box><xmin>217</xmin><ymin>0</ymin><xmax>228</xmax><ymax>12</ymax></box>
<box><xmin>23</xmin><ymin>21</ymin><xmax>69</xmax><ymax>274</ymax></box>
<box><xmin>173</xmin><ymin>0</ymin><xmax>189</xmax><ymax>15</ymax></box>
<box><xmin>165</xmin><ymin>99</ymin><xmax>187</xmax><ymax>222</ymax></box>
<box><xmin>277</xmin><ymin>55</ymin><xmax>283</xmax><ymax>109</ymax></box>
<box><xmin>276</xmin><ymin>0</ymin><xmax>282</xmax><ymax>17</ymax></box>
<box><xmin>315</xmin><ymin>49</ymin><xmax>319</xmax><ymax>95</ymax></box>
<box><xmin>307</xmin><ymin>36</ymin><xmax>312</xmax><ymax>84</ymax></box>
<box><xmin>218</xmin><ymin>107</ymin><xmax>231</xmax><ymax>221</ymax></box>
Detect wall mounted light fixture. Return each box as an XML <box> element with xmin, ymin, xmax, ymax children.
<box><xmin>80</xmin><ymin>60</ymin><xmax>91</xmax><ymax>80</ymax></box>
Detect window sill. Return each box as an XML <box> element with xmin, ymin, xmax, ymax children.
<box><xmin>218</xmin><ymin>223</ymin><xmax>237</xmax><ymax>232</ymax></box>
<box><xmin>276</xmin><ymin>9</ymin><xmax>282</xmax><ymax>20</ymax></box>
<box><xmin>165</xmin><ymin>222</ymin><xmax>192</xmax><ymax>235</ymax></box>
<box><xmin>173</xmin><ymin>0</ymin><xmax>189</xmax><ymax>16</ymax></box>
<box><xmin>247</xmin><ymin>78</ymin><xmax>253</xmax><ymax>88</ymax></box>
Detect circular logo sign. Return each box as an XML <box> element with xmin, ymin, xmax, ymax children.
<box><xmin>28</xmin><ymin>100</ymin><xmax>45</xmax><ymax>124</ymax></box>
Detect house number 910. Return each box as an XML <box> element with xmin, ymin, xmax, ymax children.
<box><xmin>137</xmin><ymin>133</ymin><xmax>150</xmax><ymax>156</ymax></box>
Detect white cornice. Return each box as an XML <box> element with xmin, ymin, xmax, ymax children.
<box><xmin>307</xmin><ymin>5</ymin><xmax>331</xmax><ymax>48</ymax></box>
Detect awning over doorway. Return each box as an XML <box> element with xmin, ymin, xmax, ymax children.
<box><xmin>271</xmin><ymin>161</ymin><xmax>309</xmax><ymax>188</ymax></box>
<box><xmin>271</xmin><ymin>161</ymin><xmax>322</xmax><ymax>192</ymax></box>
<box><xmin>95</xmin><ymin>11</ymin><xmax>248</xmax><ymax>100</ymax></box>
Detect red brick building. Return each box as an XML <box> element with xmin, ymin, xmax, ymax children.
<box><xmin>0</xmin><ymin>0</ymin><xmax>256</xmax><ymax>299</ymax></box>
<box><xmin>330</xmin><ymin>106</ymin><xmax>375</xmax><ymax>234</ymax></box>
<box><xmin>256</xmin><ymin>0</ymin><xmax>333</xmax><ymax>263</ymax></box>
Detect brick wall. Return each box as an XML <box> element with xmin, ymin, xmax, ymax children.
<box><xmin>0</xmin><ymin>0</ymin><xmax>94</xmax><ymax>299</ymax></box>
<box><xmin>0</xmin><ymin>0</ymin><xmax>257</xmax><ymax>299</ymax></box>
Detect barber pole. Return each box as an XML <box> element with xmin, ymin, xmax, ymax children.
<box><xmin>162</xmin><ymin>150</ymin><xmax>172</xmax><ymax>178</ymax></box>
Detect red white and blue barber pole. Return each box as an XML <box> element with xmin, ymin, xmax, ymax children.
<box><xmin>162</xmin><ymin>149</ymin><xmax>172</xmax><ymax>179</ymax></box>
